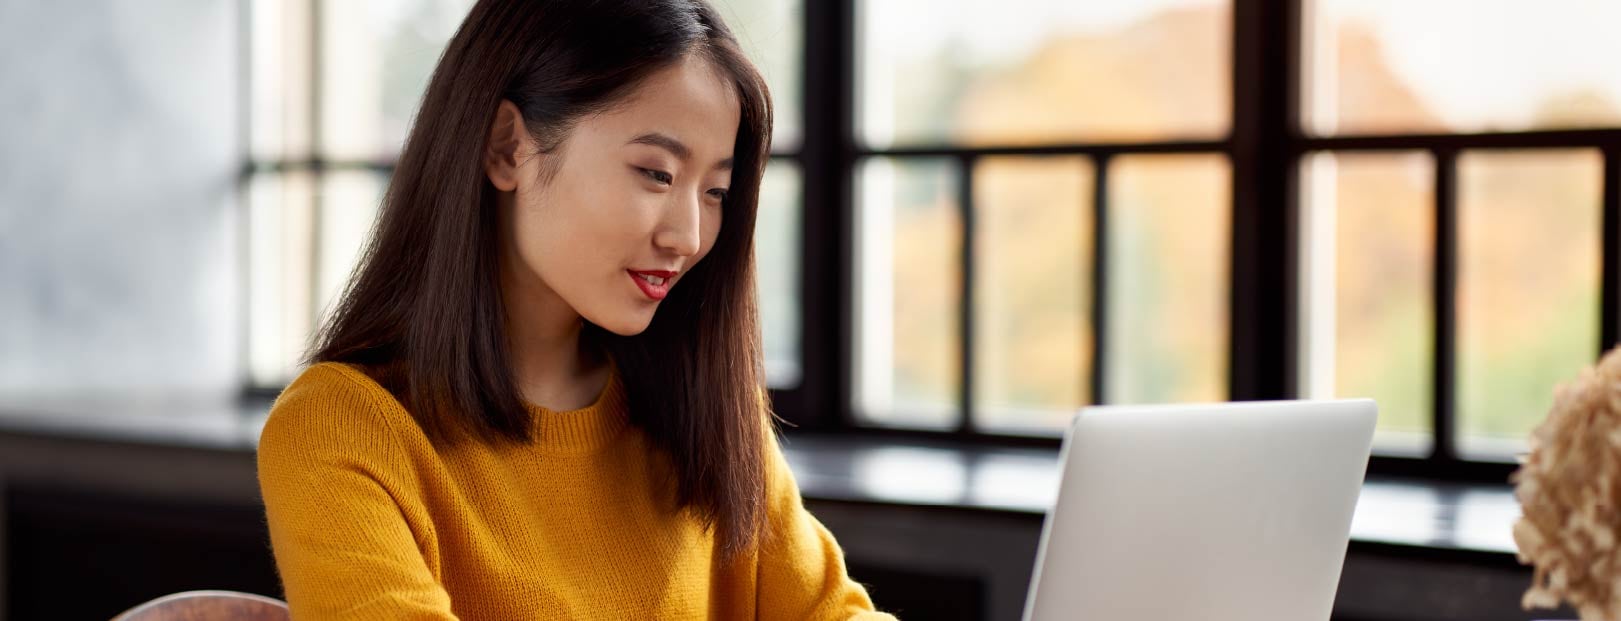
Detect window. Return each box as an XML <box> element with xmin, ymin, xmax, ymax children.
<box><xmin>1297</xmin><ymin>0</ymin><xmax>1621</xmax><ymax>469</ymax></box>
<box><xmin>242</xmin><ymin>0</ymin><xmax>1621</xmax><ymax>481</ymax></box>
<box><xmin>833</xmin><ymin>0</ymin><xmax>1620</xmax><ymax>479</ymax></box>
<box><xmin>1300</xmin><ymin>151</ymin><xmax>1436</xmax><ymax>455</ymax></box>
<box><xmin>851</xmin><ymin>0</ymin><xmax>1235</xmax><ymax>436</ymax></box>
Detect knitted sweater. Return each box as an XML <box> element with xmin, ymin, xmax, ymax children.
<box><xmin>256</xmin><ymin>361</ymin><xmax>896</xmax><ymax>620</ymax></box>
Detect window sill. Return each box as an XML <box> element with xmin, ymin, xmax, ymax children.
<box><xmin>778</xmin><ymin>431</ymin><xmax>1521</xmax><ymax>558</ymax></box>
<box><xmin>0</xmin><ymin>396</ymin><xmax>1521</xmax><ymax>558</ymax></box>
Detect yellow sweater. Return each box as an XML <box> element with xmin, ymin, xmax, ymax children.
<box><xmin>257</xmin><ymin>362</ymin><xmax>896</xmax><ymax>620</ymax></box>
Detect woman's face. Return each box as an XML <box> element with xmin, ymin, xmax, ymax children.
<box><xmin>485</xmin><ymin>54</ymin><xmax>741</xmax><ymax>336</ymax></box>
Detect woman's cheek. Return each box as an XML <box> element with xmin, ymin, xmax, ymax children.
<box><xmin>692</xmin><ymin>217</ymin><xmax>721</xmax><ymax>265</ymax></box>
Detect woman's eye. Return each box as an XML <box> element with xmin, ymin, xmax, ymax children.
<box><xmin>639</xmin><ymin>168</ymin><xmax>673</xmax><ymax>185</ymax></box>
<box><xmin>707</xmin><ymin>188</ymin><xmax>729</xmax><ymax>202</ymax></box>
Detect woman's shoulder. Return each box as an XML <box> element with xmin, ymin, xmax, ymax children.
<box><xmin>282</xmin><ymin>361</ymin><xmax>397</xmax><ymax>404</ymax></box>
<box><xmin>256</xmin><ymin>363</ymin><xmax>438</xmax><ymax>523</ymax></box>
<box><xmin>258</xmin><ymin>362</ymin><xmax>417</xmax><ymax>453</ymax></box>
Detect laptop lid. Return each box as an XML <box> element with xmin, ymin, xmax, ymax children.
<box><xmin>1022</xmin><ymin>399</ymin><xmax>1377</xmax><ymax>621</ymax></box>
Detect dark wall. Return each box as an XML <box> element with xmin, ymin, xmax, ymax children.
<box><xmin>6</xmin><ymin>485</ymin><xmax>280</xmax><ymax>620</ymax></box>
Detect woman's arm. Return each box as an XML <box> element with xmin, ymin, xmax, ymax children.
<box><xmin>257</xmin><ymin>365</ymin><xmax>458</xmax><ymax>620</ymax></box>
<box><xmin>755</xmin><ymin>418</ymin><xmax>900</xmax><ymax>621</ymax></box>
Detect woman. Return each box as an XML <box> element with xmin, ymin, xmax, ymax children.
<box><xmin>255</xmin><ymin>1</ymin><xmax>895</xmax><ymax>618</ymax></box>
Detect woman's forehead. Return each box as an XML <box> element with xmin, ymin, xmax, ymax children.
<box><xmin>594</xmin><ymin>57</ymin><xmax>740</xmax><ymax>156</ymax></box>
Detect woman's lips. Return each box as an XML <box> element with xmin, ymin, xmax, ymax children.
<box><xmin>628</xmin><ymin>270</ymin><xmax>673</xmax><ymax>300</ymax></box>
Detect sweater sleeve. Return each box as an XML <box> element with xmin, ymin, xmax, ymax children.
<box><xmin>257</xmin><ymin>364</ymin><xmax>459</xmax><ymax>620</ymax></box>
<box><xmin>755</xmin><ymin>420</ymin><xmax>899</xmax><ymax>620</ymax></box>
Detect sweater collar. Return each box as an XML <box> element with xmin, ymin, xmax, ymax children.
<box><xmin>522</xmin><ymin>364</ymin><xmax>630</xmax><ymax>455</ymax></box>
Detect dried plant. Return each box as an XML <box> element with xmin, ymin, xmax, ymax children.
<box><xmin>1514</xmin><ymin>346</ymin><xmax>1621</xmax><ymax>619</ymax></box>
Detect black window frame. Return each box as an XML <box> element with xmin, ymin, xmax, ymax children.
<box><xmin>771</xmin><ymin>0</ymin><xmax>1621</xmax><ymax>485</ymax></box>
<box><xmin>240</xmin><ymin>0</ymin><xmax>1621</xmax><ymax>485</ymax></box>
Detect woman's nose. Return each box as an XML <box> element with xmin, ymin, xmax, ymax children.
<box><xmin>652</xmin><ymin>190</ymin><xmax>703</xmax><ymax>257</ymax></box>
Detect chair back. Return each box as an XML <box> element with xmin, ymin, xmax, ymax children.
<box><xmin>111</xmin><ymin>590</ymin><xmax>289</xmax><ymax>621</ymax></box>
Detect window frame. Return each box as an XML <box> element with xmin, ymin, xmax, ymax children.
<box><xmin>775</xmin><ymin>0</ymin><xmax>1621</xmax><ymax>484</ymax></box>
<box><xmin>241</xmin><ymin>0</ymin><xmax>1621</xmax><ymax>484</ymax></box>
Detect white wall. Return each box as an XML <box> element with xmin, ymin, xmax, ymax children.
<box><xmin>0</xmin><ymin>0</ymin><xmax>241</xmax><ymax>393</ymax></box>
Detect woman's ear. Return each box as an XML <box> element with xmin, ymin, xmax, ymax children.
<box><xmin>484</xmin><ymin>99</ymin><xmax>528</xmax><ymax>192</ymax></box>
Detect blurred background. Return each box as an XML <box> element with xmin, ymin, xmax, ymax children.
<box><xmin>1</xmin><ymin>0</ymin><xmax>1618</xmax><ymax>619</ymax></box>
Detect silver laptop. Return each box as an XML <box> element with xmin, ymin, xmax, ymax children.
<box><xmin>1022</xmin><ymin>399</ymin><xmax>1377</xmax><ymax>621</ymax></box>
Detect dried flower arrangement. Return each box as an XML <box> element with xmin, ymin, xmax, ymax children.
<box><xmin>1514</xmin><ymin>346</ymin><xmax>1621</xmax><ymax>619</ymax></box>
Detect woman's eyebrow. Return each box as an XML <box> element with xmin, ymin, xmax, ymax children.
<box><xmin>626</xmin><ymin>132</ymin><xmax>733</xmax><ymax>170</ymax></box>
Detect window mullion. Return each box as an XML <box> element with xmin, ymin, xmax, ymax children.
<box><xmin>958</xmin><ymin>154</ymin><xmax>977</xmax><ymax>435</ymax></box>
<box><xmin>1602</xmin><ymin>145</ymin><xmax>1620</xmax><ymax>355</ymax></box>
<box><xmin>1089</xmin><ymin>154</ymin><xmax>1111</xmax><ymax>405</ymax></box>
<box><xmin>1432</xmin><ymin>147</ymin><xmax>1459</xmax><ymax>463</ymax></box>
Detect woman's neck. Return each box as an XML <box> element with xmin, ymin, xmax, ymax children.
<box><xmin>502</xmin><ymin>271</ymin><xmax>612</xmax><ymax>412</ymax></box>
<box><xmin>510</xmin><ymin>326</ymin><xmax>610</xmax><ymax>412</ymax></box>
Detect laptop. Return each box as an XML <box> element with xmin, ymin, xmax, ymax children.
<box><xmin>1021</xmin><ymin>399</ymin><xmax>1377</xmax><ymax>621</ymax></box>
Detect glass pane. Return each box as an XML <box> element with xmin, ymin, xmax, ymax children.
<box><xmin>1457</xmin><ymin>149</ymin><xmax>1602</xmax><ymax>457</ymax></box>
<box><xmin>973</xmin><ymin>157</ymin><xmax>1093</xmax><ymax>434</ymax></box>
<box><xmin>1106</xmin><ymin>154</ymin><xmax>1230</xmax><ymax>404</ymax></box>
<box><xmin>757</xmin><ymin>160</ymin><xmax>803</xmax><ymax>387</ymax></box>
<box><xmin>247</xmin><ymin>172</ymin><xmax>316</xmax><ymax>386</ymax></box>
<box><xmin>858</xmin><ymin>0</ymin><xmax>1231</xmax><ymax>147</ymax></box>
<box><xmin>315</xmin><ymin>172</ymin><xmax>387</xmax><ymax>323</ymax></box>
<box><xmin>251</xmin><ymin>0</ymin><xmax>314</xmax><ymax>160</ymax></box>
<box><xmin>320</xmin><ymin>0</ymin><xmax>473</xmax><ymax>160</ymax></box>
<box><xmin>855</xmin><ymin>158</ymin><xmax>962</xmax><ymax>429</ymax></box>
<box><xmin>1304</xmin><ymin>0</ymin><xmax>1621</xmax><ymax>135</ymax></box>
<box><xmin>712</xmin><ymin>0</ymin><xmax>804</xmax><ymax>151</ymax></box>
<box><xmin>319</xmin><ymin>0</ymin><xmax>802</xmax><ymax>160</ymax></box>
<box><xmin>1300</xmin><ymin>152</ymin><xmax>1434</xmax><ymax>455</ymax></box>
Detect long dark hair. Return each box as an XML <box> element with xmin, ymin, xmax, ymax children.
<box><xmin>308</xmin><ymin>0</ymin><xmax>775</xmax><ymax>559</ymax></box>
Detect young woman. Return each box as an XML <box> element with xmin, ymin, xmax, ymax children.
<box><xmin>255</xmin><ymin>1</ymin><xmax>895</xmax><ymax>618</ymax></box>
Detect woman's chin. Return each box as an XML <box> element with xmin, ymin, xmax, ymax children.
<box><xmin>590</xmin><ymin>311</ymin><xmax>655</xmax><ymax>337</ymax></box>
